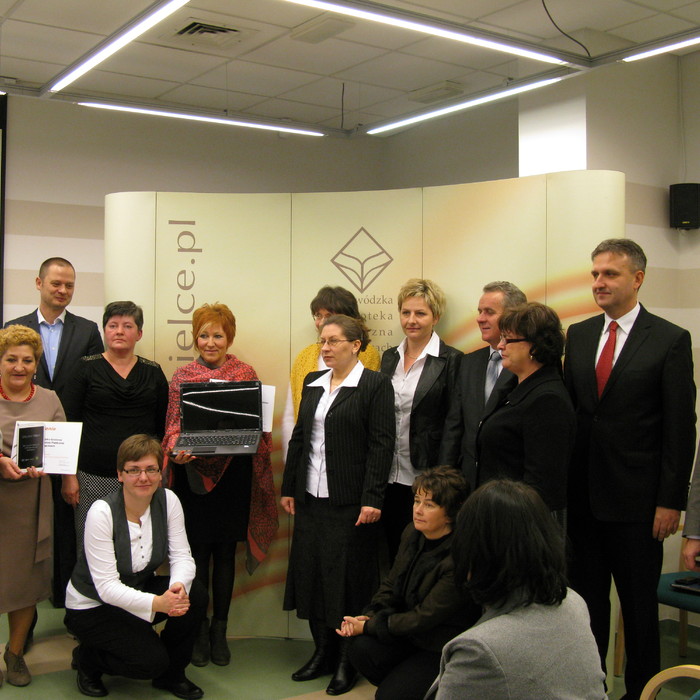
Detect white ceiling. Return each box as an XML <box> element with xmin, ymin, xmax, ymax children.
<box><xmin>0</xmin><ymin>0</ymin><xmax>698</xmax><ymax>135</ymax></box>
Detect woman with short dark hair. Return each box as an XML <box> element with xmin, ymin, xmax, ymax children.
<box><xmin>282</xmin><ymin>286</ymin><xmax>380</xmax><ymax>454</ymax></box>
<box><xmin>65</xmin><ymin>434</ymin><xmax>207</xmax><ymax>699</ymax></box>
<box><xmin>475</xmin><ymin>302</ymin><xmax>574</xmax><ymax>515</ymax></box>
<box><xmin>282</xmin><ymin>314</ymin><xmax>394</xmax><ymax>696</ymax></box>
<box><xmin>425</xmin><ymin>480</ymin><xmax>606</xmax><ymax>699</ymax></box>
<box><xmin>61</xmin><ymin>301</ymin><xmax>168</xmax><ymax>545</ymax></box>
<box><xmin>338</xmin><ymin>466</ymin><xmax>479</xmax><ymax>700</ymax></box>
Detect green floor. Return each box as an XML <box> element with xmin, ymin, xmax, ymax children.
<box><xmin>1</xmin><ymin>602</ymin><xmax>700</xmax><ymax>699</ymax></box>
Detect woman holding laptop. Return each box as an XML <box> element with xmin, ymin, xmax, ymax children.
<box><xmin>163</xmin><ymin>303</ymin><xmax>277</xmax><ymax>668</ymax></box>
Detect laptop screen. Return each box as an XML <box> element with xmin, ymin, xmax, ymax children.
<box><xmin>180</xmin><ymin>381</ymin><xmax>262</xmax><ymax>432</ymax></box>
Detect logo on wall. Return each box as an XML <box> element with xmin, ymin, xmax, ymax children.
<box><xmin>331</xmin><ymin>227</ymin><xmax>393</xmax><ymax>293</ymax></box>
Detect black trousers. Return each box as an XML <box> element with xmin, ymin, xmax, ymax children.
<box><xmin>51</xmin><ymin>474</ymin><xmax>76</xmax><ymax>607</ymax></box>
<box><xmin>348</xmin><ymin>634</ymin><xmax>441</xmax><ymax>700</ymax></box>
<box><xmin>568</xmin><ymin>510</ymin><xmax>662</xmax><ymax>700</ymax></box>
<box><xmin>65</xmin><ymin>577</ymin><xmax>208</xmax><ymax>681</ymax></box>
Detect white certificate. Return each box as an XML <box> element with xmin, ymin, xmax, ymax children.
<box><xmin>11</xmin><ymin>421</ymin><xmax>83</xmax><ymax>474</ymax></box>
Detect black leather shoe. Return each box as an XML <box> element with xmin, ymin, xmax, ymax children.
<box><xmin>326</xmin><ymin>664</ymin><xmax>357</xmax><ymax>695</ymax></box>
<box><xmin>152</xmin><ymin>676</ymin><xmax>204</xmax><ymax>700</ymax></box>
<box><xmin>74</xmin><ymin>649</ymin><xmax>108</xmax><ymax>698</ymax></box>
<box><xmin>291</xmin><ymin>652</ymin><xmax>334</xmax><ymax>681</ymax></box>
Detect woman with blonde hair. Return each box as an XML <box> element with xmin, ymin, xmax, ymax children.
<box><xmin>380</xmin><ymin>279</ymin><xmax>461</xmax><ymax>561</ymax></box>
<box><xmin>163</xmin><ymin>303</ymin><xmax>277</xmax><ymax>668</ymax></box>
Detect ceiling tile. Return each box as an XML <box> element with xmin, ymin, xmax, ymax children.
<box><xmin>0</xmin><ymin>56</ymin><xmax>64</xmax><ymax>86</ymax></box>
<box><xmin>188</xmin><ymin>0</ymin><xmax>319</xmax><ymax>28</ymax></box>
<box><xmin>70</xmin><ymin>71</ymin><xmax>181</xmax><ymax>101</ymax></box>
<box><xmin>400</xmin><ymin>36</ymin><xmax>521</xmax><ymax>70</ymax></box>
<box><xmin>2</xmin><ymin>20</ymin><xmax>101</xmax><ymax>65</ymax></box>
<box><xmin>667</xmin><ymin>2</ymin><xmax>700</xmax><ymax>21</ymax></box>
<box><xmin>335</xmin><ymin>52</ymin><xmax>468</xmax><ymax>90</ymax></box>
<box><xmin>9</xmin><ymin>0</ymin><xmax>151</xmax><ymax>34</ymax></box>
<box><xmin>242</xmin><ymin>96</ymin><xmax>339</xmax><ymax>123</ymax></box>
<box><xmin>241</xmin><ymin>35</ymin><xmax>387</xmax><ymax>74</ymax></box>
<box><xmin>613</xmin><ymin>12</ymin><xmax>696</xmax><ymax>41</ymax></box>
<box><xmin>156</xmin><ymin>83</ymin><xmax>264</xmax><ymax>111</ymax></box>
<box><xmin>281</xmin><ymin>78</ymin><xmax>403</xmax><ymax>108</ymax></box>
<box><xmin>98</xmin><ymin>43</ymin><xmax>226</xmax><ymax>83</ymax></box>
<box><xmin>192</xmin><ymin>61</ymin><xmax>317</xmax><ymax>96</ymax></box>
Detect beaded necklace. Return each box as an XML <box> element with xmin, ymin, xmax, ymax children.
<box><xmin>0</xmin><ymin>380</ymin><xmax>35</xmax><ymax>402</ymax></box>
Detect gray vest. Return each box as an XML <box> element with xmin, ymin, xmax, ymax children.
<box><xmin>71</xmin><ymin>487</ymin><xmax>168</xmax><ymax>602</ymax></box>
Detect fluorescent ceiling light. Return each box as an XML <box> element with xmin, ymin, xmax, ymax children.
<box><xmin>622</xmin><ymin>35</ymin><xmax>700</xmax><ymax>62</ymax></box>
<box><xmin>47</xmin><ymin>0</ymin><xmax>190</xmax><ymax>93</ymax></box>
<box><xmin>283</xmin><ymin>0</ymin><xmax>568</xmax><ymax>65</ymax></box>
<box><xmin>78</xmin><ymin>102</ymin><xmax>326</xmax><ymax>137</ymax></box>
<box><xmin>367</xmin><ymin>77</ymin><xmax>562</xmax><ymax>135</ymax></box>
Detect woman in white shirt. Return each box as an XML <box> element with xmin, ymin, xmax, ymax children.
<box><xmin>379</xmin><ymin>279</ymin><xmax>461</xmax><ymax>562</ymax></box>
<box><xmin>65</xmin><ymin>434</ymin><xmax>207</xmax><ymax>700</ymax></box>
<box><xmin>281</xmin><ymin>315</ymin><xmax>394</xmax><ymax>696</ymax></box>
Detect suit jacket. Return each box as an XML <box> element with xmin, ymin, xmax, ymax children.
<box><xmin>684</xmin><ymin>458</ymin><xmax>700</xmax><ymax>537</ymax></box>
<box><xmin>476</xmin><ymin>364</ymin><xmax>574</xmax><ymax>511</ymax></box>
<box><xmin>425</xmin><ymin>589</ymin><xmax>606</xmax><ymax>700</ymax></box>
<box><xmin>5</xmin><ymin>309</ymin><xmax>103</xmax><ymax>400</ymax></box>
<box><xmin>438</xmin><ymin>345</ymin><xmax>515</xmax><ymax>490</ymax></box>
<box><xmin>282</xmin><ymin>367</ymin><xmax>395</xmax><ymax>509</ymax></box>
<box><xmin>564</xmin><ymin>305</ymin><xmax>696</xmax><ymax>522</ymax></box>
<box><xmin>380</xmin><ymin>339</ymin><xmax>462</xmax><ymax>471</ymax></box>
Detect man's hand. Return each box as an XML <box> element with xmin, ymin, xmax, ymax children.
<box><xmin>683</xmin><ymin>538</ymin><xmax>700</xmax><ymax>571</ymax></box>
<box><xmin>652</xmin><ymin>506</ymin><xmax>680</xmax><ymax>541</ymax></box>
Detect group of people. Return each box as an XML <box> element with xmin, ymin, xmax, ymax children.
<box><xmin>280</xmin><ymin>237</ymin><xmax>696</xmax><ymax>700</ymax></box>
<box><xmin>0</xmin><ymin>235</ymin><xmax>695</xmax><ymax>700</ymax></box>
<box><xmin>0</xmin><ymin>258</ymin><xmax>276</xmax><ymax>698</ymax></box>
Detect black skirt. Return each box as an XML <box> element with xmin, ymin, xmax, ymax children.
<box><xmin>283</xmin><ymin>494</ymin><xmax>380</xmax><ymax>629</ymax></box>
<box><xmin>172</xmin><ymin>456</ymin><xmax>253</xmax><ymax>544</ymax></box>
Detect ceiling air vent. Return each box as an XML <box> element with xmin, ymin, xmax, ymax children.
<box><xmin>170</xmin><ymin>20</ymin><xmax>244</xmax><ymax>49</ymax></box>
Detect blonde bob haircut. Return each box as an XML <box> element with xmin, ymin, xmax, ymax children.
<box><xmin>192</xmin><ymin>303</ymin><xmax>236</xmax><ymax>347</ymax></box>
<box><xmin>0</xmin><ymin>325</ymin><xmax>43</xmax><ymax>362</ymax></box>
<box><xmin>397</xmin><ymin>278</ymin><xmax>446</xmax><ymax>319</ymax></box>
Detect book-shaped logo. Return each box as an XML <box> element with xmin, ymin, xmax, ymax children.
<box><xmin>331</xmin><ymin>227</ymin><xmax>393</xmax><ymax>293</ymax></box>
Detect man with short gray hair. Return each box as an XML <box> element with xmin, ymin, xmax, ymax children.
<box><xmin>438</xmin><ymin>281</ymin><xmax>526</xmax><ymax>488</ymax></box>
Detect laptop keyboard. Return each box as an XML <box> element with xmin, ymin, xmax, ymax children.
<box><xmin>179</xmin><ymin>433</ymin><xmax>253</xmax><ymax>447</ymax></box>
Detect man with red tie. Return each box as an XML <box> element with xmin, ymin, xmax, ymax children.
<box><xmin>564</xmin><ymin>239</ymin><xmax>696</xmax><ymax>699</ymax></box>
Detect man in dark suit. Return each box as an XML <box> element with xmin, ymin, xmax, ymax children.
<box><xmin>438</xmin><ymin>281</ymin><xmax>526</xmax><ymax>488</ymax></box>
<box><xmin>5</xmin><ymin>257</ymin><xmax>103</xmax><ymax>609</ymax></box>
<box><xmin>564</xmin><ymin>239</ymin><xmax>696</xmax><ymax>700</ymax></box>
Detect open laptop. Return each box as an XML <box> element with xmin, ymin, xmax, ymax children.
<box><xmin>173</xmin><ymin>380</ymin><xmax>263</xmax><ymax>456</ymax></box>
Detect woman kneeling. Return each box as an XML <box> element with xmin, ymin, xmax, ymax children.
<box><xmin>65</xmin><ymin>435</ymin><xmax>208</xmax><ymax>700</ymax></box>
<box><xmin>337</xmin><ymin>466</ymin><xmax>480</xmax><ymax>700</ymax></box>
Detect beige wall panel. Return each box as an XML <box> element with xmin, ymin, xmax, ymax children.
<box><xmin>545</xmin><ymin>170</ymin><xmax>626</xmax><ymax>330</ymax></box>
<box><xmin>105</xmin><ymin>192</ymin><xmax>157</xmax><ymax>358</ymax></box>
<box><xmin>423</xmin><ymin>176</ymin><xmax>547</xmax><ymax>352</ymax></box>
<box><xmin>290</xmin><ymin>189</ymin><xmax>423</xmax><ymax>357</ymax></box>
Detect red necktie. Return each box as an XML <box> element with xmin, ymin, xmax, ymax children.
<box><xmin>596</xmin><ymin>320</ymin><xmax>618</xmax><ymax>397</ymax></box>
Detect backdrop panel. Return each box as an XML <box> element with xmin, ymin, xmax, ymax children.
<box><xmin>103</xmin><ymin>170</ymin><xmax>625</xmax><ymax>639</ymax></box>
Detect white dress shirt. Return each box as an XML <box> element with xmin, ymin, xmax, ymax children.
<box><xmin>65</xmin><ymin>488</ymin><xmax>196</xmax><ymax>622</ymax></box>
<box><xmin>305</xmin><ymin>360</ymin><xmax>365</xmax><ymax>498</ymax></box>
<box><xmin>389</xmin><ymin>332</ymin><xmax>441</xmax><ymax>486</ymax></box>
<box><xmin>595</xmin><ymin>303</ymin><xmax>641</xmax><ymax>366</ymax></box>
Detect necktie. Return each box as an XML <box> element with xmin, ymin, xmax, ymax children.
<box><xmin>485</xmin><ymin>350</ymin><xmax>501</xmax><ymax>402</ymax></box>
<box><xmin>596</xmin><ymin>320</ymin><xmax>618</xmax><ymax>397</ymax></box>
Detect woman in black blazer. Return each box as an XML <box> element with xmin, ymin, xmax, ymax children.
<box><xmin>380</xmin><ymin>279</ymin><xmax>462</xmax><ymax>562</ymax></box>
<box><xmin>281</xmin><ymin>314</ymin><xmax>394</xmax><ymax>696</ymax></box>
<box><xmin>476</xmin><ymin>302</ymin><xmax>574</xmax><ymax>519</ymax></box>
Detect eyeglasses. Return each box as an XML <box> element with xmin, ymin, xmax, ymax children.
<box><xmin>122</xmin><ymin>467</ymin><xmax>162</xmax><ymax>477</ymax></box>
<box><xmin>499</xmin><ymin>335</ymin><xmax>528</xmax><ymax>344</ymax></box>
<box><xmin>313</xmin><ymin>313</ymin><xmax>333</xmax><ymax>322</ymax></box>
<box><xmin>316</xmin><ymin>338</ymin><xmax>350</xmax><ymax>348</ymax></box>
